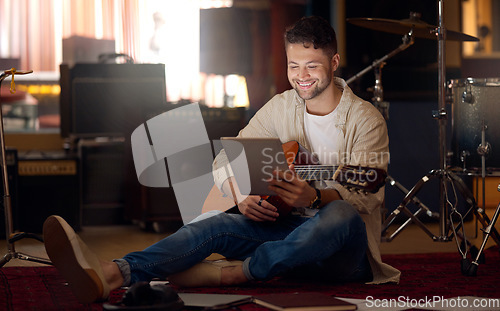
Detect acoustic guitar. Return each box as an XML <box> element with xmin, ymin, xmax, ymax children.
<box><xmin>202</xmin><ymin>141</ymin><xmax>387</xmax><ymax>216</ymax></box>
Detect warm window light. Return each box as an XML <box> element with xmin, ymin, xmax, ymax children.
<box><xmin>140</xmin><ymin>1</ymin><xmax>200</xmax><ymax>102</ymax></box>
<box><xmin>226</xmin><ymin>74</ymin><xmax>249</xmax><ymax>108</ymax></box>
<box><xmin>199</xmin><ymin>0</ymin><xmax>233</xmax><ymax>9</ymax></box>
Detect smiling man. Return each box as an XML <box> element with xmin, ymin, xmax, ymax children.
<box><xmin>44</xmin><ymin>16</ymin><xmax>400</xmax><ymax>305</ymax></box>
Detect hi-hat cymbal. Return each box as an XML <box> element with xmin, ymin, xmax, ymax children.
<box><xmin>347</xmin><ymin>13</ymin><xmax>479</xmax><ymax>42</ymax></box>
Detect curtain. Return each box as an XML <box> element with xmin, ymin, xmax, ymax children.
<box><xmin>0</xmin><ymin>0</ymin><xmax>58</xmax><ymax>71</ymax></box>
<box><xmin>0</xmin><ymin>0</ymin><xmax>236</xmax><ymax>104</ymax></box>
<box><xmin>0</xmin><ymin>0</ymin><xmax>141</xmax><ymax>72</ymax></box>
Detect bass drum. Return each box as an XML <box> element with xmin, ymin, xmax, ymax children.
<box><xmin>448</xmin><ymin>78</ymin><xmax>500</xmax><ymax>170</ymax></box>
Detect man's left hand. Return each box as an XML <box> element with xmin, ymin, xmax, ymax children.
<box><xmin>267</xmin><ymin>164</ymin><xmax>316</xmax><ymax>208</ymax></box>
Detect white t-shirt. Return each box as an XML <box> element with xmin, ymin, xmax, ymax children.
<box><xmin>297</xmin><ymin>106</ymin><xmax>341</xmax><ymax>216</ymax></box>
<box><xmin>304</xmin><ymin>106</ymin><xmax>340</xmax><ymax>167</ymax></box>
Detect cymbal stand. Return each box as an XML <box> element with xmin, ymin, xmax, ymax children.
<box><xmin>344</xmin><ymin>29</ymin><xmax>441</xmax><ymax>238</ymax></box>
<box><xmin>382</xmin><ymin>0</ymin><xmax>467</xmax><ymax>243</ymax></box>
<box><xmin>346</xmin><ymin>29</ymin><xmax>414</xmax><ymax>86</ymax></box>
<box><xmin>0</xmin><ymin>69</ymin><xmax>52</xmax><ymax>267</ymax></box>
<box><xmin>371</xmin><ymin>62</ymin><xmax>390</xmax><ymax>120</ymax></box>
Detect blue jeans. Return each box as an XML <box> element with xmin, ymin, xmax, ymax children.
<box><xmin>116</xmin><ymin>200</ymin><xmax>371</xmax><ymax>285</ymax></box>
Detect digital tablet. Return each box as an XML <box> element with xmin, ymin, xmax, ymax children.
<box><xmin>220</xmin><ymin>137</ymin><xmax>288</xmax><ymax>195</ymax></box>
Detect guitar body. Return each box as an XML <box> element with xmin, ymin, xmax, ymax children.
<box><xmin>202</xmin><ymin>141</ymin><xmax>386</xmax><ymax>216</ymax></box>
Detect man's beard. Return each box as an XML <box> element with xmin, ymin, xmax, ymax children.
<box><xmin>294</xmin><ymin>73</ymin><xmax>332</xmax><ymax>101</ymax></box>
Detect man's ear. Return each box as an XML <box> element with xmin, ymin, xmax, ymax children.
<box><xmin>331</xmin><ymin>53</ymin><xmax>340</xmax><ymax>72</ymax></box>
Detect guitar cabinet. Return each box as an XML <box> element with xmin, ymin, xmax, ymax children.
<box><xmin>16</xmin><ymin>151</ymin><xmax>80</xmax><ymax>233</ymax></box>
<box><xmin>78</xmin><ymin>138</ymin><xmax>127</xmax><ymax>225</ymax></box>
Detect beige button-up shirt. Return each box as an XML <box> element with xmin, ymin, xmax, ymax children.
<box><xmin>213</xmin><ymin>78</ymin><xmax>401</xmax><ymax>284</ymax></box>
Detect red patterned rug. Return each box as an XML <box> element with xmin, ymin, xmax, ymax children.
<box><xmin>1</xmin><ymin>247</ymin><xmax>499</xmax><ymax>310</ymax></box>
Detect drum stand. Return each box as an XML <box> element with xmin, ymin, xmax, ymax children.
<box><xmin>0</xmin><ymin>69</ymin><xmax>52</xmax><ymax>267</ymax></box>
<box><xmin>381</xmin><ymin>1</ymin><xmax>500</xmax><ymax>275</ymax></box>
<box><xmin>463</xmin><ymin>184</ymin><xmax>500</xmax><ymax>276</ymax></box>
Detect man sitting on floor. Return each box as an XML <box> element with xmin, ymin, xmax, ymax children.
<box><xmin>43</xmin><ymin>15</ymin><xmax>400</xmax><ymax>304</ymax></box>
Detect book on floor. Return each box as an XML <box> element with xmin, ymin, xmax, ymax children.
<box><xmin>253</xmin><ymin>292</ymin><xmax>357</xmax><ymax>311</ymax></box>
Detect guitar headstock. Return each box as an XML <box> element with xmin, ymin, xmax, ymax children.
<box><xmin>336</xmin><ymin>165</ymin><xmax>387</xmax><ymax>193</ymax></box>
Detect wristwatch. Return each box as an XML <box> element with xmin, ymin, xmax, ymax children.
<box><xmin>309</xmin><ymin>188</ymin><xmax>322</xmax><ymax>209</ymax></box>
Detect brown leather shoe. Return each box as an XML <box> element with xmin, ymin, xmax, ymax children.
<box><xmin>168</xmin><ymin>259</ymin><xmax>244</xmax><ymax>287</ymax></box>
<box><xmin>43</xmin><ymin>215</ymin><xmax>110</xmax><ymax>304</ymax></box>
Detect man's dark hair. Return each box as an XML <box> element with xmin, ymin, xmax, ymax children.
<box><xmin>284</xmin><ymin>16</ymin><xmax>338</xmax><ymax>59</ymax></box>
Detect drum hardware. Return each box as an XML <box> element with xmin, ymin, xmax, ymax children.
<box><xmin>477</xmin><ymin>122</ymin><xmax>491</xmax><ymax>229</ymax></box>
<box><xmin>0</xmin><ymin>69</ymin><xmax>52</xmax><ymax>267</ymax></box>
<box><xmin>477</xmin><ymin>142</ymin><xmax>491</xmax><ymax>158</ymax></box>
<box><xmin>461</xmin><ymin>183</ymin><xmax>500</xmax><ymax>276</ymax></box>
<box><xmin>345</xmin><ymin>26</ymin><xmax>414</xmax><ymax>86</ymax></box>
<box><xmin>460</xmin><ymin>151</ymin><xmax>471</xmax><ymax>171</ymax></box>
<box><xmin>346</xmin><ymin>14</ymin><xmax>415</xmax><ymax>120</ymax></box>
<box><xmin>349</xmin><ymin>4</ymin><xmax>500</xmax><ymax>271</ymax></box>
<box><xmin>462</xmin><ymin>84</ymin><xmax>474</xmax><ymax>104</ymax></box>
<box><xmin>369</xmin><ymin>63</ymin><xmax>390</xmax><ymax>120</ymax></box>
<box><xmin>346</xmin><ymin>12</ymin><xmax>444</xmax><ymax>239</ymax></box>
<box><xmin>381</xmin><ymin>177</ymin><xmax>439</xmax><ymax>242</ymax></box>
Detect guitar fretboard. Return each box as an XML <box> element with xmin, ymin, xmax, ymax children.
<box><xmin>295</xmin><ymin>165</ymin><xmax>340</xmax><ymax>181</ymax></box>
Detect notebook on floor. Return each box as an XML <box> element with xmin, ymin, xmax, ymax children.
<box><xmin>178</xmin><ymin>293</ymin><xmax>253</xmax><ymax>310</ymax></box>
<box><xmin>253</xmin><ymin>292</ymin><xmax>357</xmax><ymax>311</ymax></box>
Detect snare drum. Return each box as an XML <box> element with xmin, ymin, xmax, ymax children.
<box><xmin>448</xmin><ymin>78</ymin><xmax>500</xmax><ymax>170</ymax></box>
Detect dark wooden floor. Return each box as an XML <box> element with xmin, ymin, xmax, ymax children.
<box><xmin>1</xmin><ymin>212</ymin><xmax>498</xmax><ymax>267</ymax></box>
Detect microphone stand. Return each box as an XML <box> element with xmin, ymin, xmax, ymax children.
<box><xmin>0</xmin><ymin>69</ymin><xmax>51</xmax><ymax>267</ymax></box>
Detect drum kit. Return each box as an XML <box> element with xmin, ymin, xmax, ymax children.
<box><xmin>346</xmin><ymin>0</ymin><xmax>500</xmax><ymax>276</ymax></box>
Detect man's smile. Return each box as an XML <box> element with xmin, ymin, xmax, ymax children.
<box><xmin>297</xmin><ymin>80</ymin><xmax>315</xmax><ymax>89</ymax></box>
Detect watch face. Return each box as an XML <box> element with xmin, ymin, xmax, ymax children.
<box><xmin>312</xmin><ymin>198</ymin><xmax>321</xmax><ymax>209</ymax></box>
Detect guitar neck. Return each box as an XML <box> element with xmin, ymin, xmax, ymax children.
<box><xmin>295</xmin><ymin>165</ymin><xmax>341</xmax><ymax>182</ymax></box>
<box><xmin>294</xmin><ymin>164</ymin><xmax>386</xmax><ymax>193</ymax></box>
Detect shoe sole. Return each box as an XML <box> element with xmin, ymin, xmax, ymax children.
<box><xmin>43</xmin><ymin>215</ymin><xmax>109</xmax><ymax>304</ymax></box>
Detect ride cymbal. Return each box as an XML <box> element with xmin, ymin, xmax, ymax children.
<box><xmin>347</xmin><ymin>13</ymin><xmax>479</xmax><ymax>42</ymax></box>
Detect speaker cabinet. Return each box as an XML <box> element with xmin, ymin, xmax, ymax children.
<box><xmin>16</xmin><ymin>152</ymin><xmax>80</xmax><ymax>233</ymax></box>
<box><xmin>78</xmin><ymin>139</ymin><xmax>127</xmax><ymax>225</ymax></box>
<box><xmin>59</xmin><ymin>63</ymin><xmax>167</xmax><ymax>138</ymax></box>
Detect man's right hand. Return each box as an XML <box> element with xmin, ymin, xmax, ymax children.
<box><xmin>222</xmin><ymin>177</ymin><xmax>279</xmax><ymax>221</ymax></box>
<box><xmin>238</xmin><ymin>196</ymin><xmax>279</xmax><ymax>222</ymax></box>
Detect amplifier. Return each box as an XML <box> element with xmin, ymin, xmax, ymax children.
<box><xmin>78</xmin><ymin>138</ymin><xmax>126</xmax><ymax>225</ymax></box>
<box><xmin>16</xmin><ymin>151</ymin><xmax>80</xmax><ymax>233</ymax></box>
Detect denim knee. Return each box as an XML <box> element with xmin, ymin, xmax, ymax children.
<box><xmin>316</xmin><ymin>200</ymin><xmax>364</xmax><ymax>233</ymax></box>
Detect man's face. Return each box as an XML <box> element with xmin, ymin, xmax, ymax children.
<box><xmin>286</xmin><ymin>43</ymin><xmax>339</xmax><ymax>102</ymax></box>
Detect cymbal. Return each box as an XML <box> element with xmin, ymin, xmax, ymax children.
<box><xmin>347</xmin><ymin>13</ymin><xmax>479</xmax><ymax>42</ymax></box>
